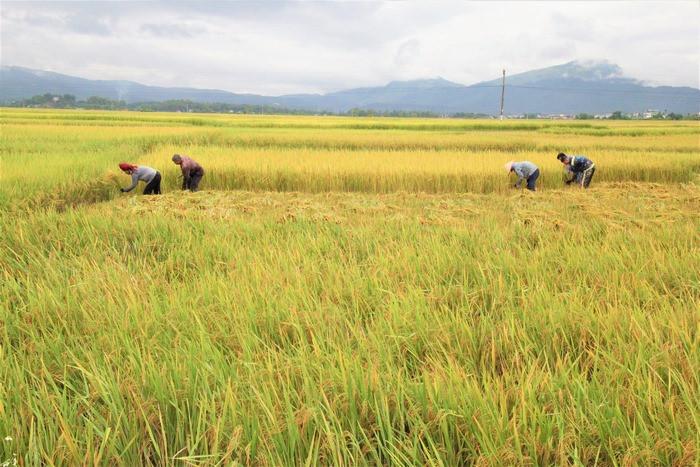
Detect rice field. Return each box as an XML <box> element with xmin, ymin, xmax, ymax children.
<box><xmin>1</xmin><ymin>108</ymin><xmax>699</xmax><ymax>465</ymax></box>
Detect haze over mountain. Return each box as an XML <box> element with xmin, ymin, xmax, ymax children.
<box><xmin>2</xmin><ymin>61</ymin><xmax>698</xmax><ymax>115</ymax></box>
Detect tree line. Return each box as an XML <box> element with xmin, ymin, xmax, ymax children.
<box><xmin>5</xmin><ymin>94</ymin><xmax>449</xmax><ymax>117</ymax></box>
<box><xmin>3</xmin><ymin>93</ymin><xmax>697</xmax><ymax>119</ymax></box>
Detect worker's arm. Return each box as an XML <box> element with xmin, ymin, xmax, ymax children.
<box><xmin>121</xmin><ymin>172</ymin><xmax>139</xmax><ymax>192</ymax></box>
<box><xmin>564</xmin><ymin>166</ymin><xmax>575</xmax><ymax>184</ymax></box>
<box><xmin>513</xmin><ymin>166</ymin><xmax>525</xmax><ymax>188</ymax></box>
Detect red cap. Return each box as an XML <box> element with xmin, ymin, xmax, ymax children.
<box><xmin>119</xmin><ymin>163</ymin><xmax>138</xmax><ymax>172</ymax></box>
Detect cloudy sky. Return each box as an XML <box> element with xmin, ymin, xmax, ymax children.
<box><xmin>1</xmin><ymin>1</ymin><xmax>698</xmax><ymax>95</ymax></box>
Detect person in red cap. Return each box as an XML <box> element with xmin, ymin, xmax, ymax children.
<box><xmin>118</xmin><ymin>163</ymin><xmax>162</xmax><ymax>195</ymax></box>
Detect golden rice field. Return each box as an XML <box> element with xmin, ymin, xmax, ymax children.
<box><xmin>1</xmin><ymin>108</ymin><xmax>699</xmax><ymax>465</ymax></box>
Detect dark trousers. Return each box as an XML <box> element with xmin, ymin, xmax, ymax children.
<box><xmin>143</xmin><ymin>172</ymin><xmax>161</xmax><ymax>195</ymax></box>
<box><xmin>185</xmin><ymin>170</ymin><xmax>204</xmax><ymax>192</ymax></box>
<box><xmin>575</xmin><ymin>167</ymin><xmax>596</xmax><ymax>188</ymax></box>
<box><xmin>526</xmin><ymin>169</ymin><xmax>540</xmax><ymax>191</ymax></box>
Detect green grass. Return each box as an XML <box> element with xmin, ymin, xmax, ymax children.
<box><xmin>0</xmin><ymin>109</ymin><xmax>699</xmax><ymax>465</ymax></box>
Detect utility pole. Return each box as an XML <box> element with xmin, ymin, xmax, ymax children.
<box><xmin>500</xmin><ymin>69</ymin><xmax>506</xmax><ymax>120</ymax></box>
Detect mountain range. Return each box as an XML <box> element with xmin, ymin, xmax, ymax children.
<box><xmin>1</xmin><ymin>61</ymin><xmax>698</xmax><ymax>114</ymax></box>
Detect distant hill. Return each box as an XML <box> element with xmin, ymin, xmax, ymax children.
<box><xmin>468</xmin><ymin>61</ymin><xmax>700</xmax><ymax>115</ymax></box>
<box><xmin>0</xmin><ymin>66</ymin><xmax>267</xmax><ymax>106</ymax></box>
<box><xmin>2</xmin><ymin>61</ymin><xmax>699</xmax><ymax>114</ymax></box>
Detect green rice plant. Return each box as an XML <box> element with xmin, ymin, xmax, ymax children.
<box><xmin>2</xmin><ymin>110</ymin><xmax>698</xmax><ymax>204</ymax></box>
<box><xmin>0</xmin><ymin>109</ymin><xmax>698</xmax><ymax>465</ymax></box>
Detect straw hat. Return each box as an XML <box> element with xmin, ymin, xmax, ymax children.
<box><xmin>504</xmin><ymin>161</ymin><xmax>514</xmax><ymax>172</ymax></box>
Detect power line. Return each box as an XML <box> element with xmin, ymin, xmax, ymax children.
<box><xmin>499</xmin><ymin>70</ymin><xmax>505</xmax><ymax>120</ymax></box>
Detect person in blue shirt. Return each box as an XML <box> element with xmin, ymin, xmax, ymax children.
<box><xmin>557</xmin><ymin>153</ymin><xmax>596</xmax><ymax>188</ymax></box>
<box><xmin>505</xmin><ymin>161</ymin><xmax>540</xmax><ymax>191</ymax></box>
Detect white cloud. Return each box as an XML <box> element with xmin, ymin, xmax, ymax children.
<box><xmin>1</xmin><ymin>0</ymin><xmax>698</xmax><ymax>94</ymax></box>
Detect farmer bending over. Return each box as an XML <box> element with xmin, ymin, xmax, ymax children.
<box><xmin>172</xmin><ymin>154</ymin><xmax>204</xmax><ymax>192</ymax></box>
<box><xmin>505</xmin><ymin>160</ymin><xmax>540</xmax><ymax>191</ymax></box>
<box><xmin>557</xmin><ymin>153</ymin><xmax>595</xmax><ymax>188</ymax></box>
<box><xmin>119</xmin><ymin>163</ymin><xmax>161</xmax><ymax>195</ymax></box>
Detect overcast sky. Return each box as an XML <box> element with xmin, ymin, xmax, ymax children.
<box><xmin>1</xmin><ymin>1</ymin><xmax>698</xmax><ymax>95</ymax></box>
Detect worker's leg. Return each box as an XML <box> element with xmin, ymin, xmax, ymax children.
<box><xmin>189</xmin><ymin>171</ymin><xmax>203</xmax><ymax>192</ymax></box>
<box><xmin>143</xmin><ymin>172</ymin><xmax>161</xmax><ymax>195</ymax></box>
<box><xmin>583</xmin><ymin>167</ymin><xmax>595</xmax><ymax>188</ymax></box>
<box><xmin>526</xmin><ymin>169</ymin><xmax>540</xmax><ymax>191</ymax></box>
<box><xmin>153</xmin><ymin>172</ymin><xmax>161</xmax><ymax>194</ymax></box>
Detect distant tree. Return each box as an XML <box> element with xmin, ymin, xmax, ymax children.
<box><xmin>348</xmin><ymin>108</ymin><xmax>378</xmax><ymax>117</ymax></box>
<box><xmin>452</xmin><ymin>112</ymin><xmax>490</xmax><ymax>119</ymax></box>
<box><xmin>84</xmin><ymin>96</ymin><xmax>126</xmax><ymax>109</ymax></box>
<box><xmin>609</xmin><ymin>111</ymin><xmax>628</xmax><ymax>120</ymax></box>
<box><xmin>575</xmin><ymin>113</ymin><xmax>593</xmax><ymax>120</ymax></box>
<box><xmin>16</xmin><ymin>93</ymin><xmax>76</xmax><ymax>108</ymax></box>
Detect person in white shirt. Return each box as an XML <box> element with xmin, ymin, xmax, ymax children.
<box><xmin>119</xmin><ymin>163</ymin><xmax>161</xmax><ymax>195</ymax></box>
<box><xmin>505</xmin><ymin>161</ymin><xmax>540</xmax><ymax>191</ymax></box>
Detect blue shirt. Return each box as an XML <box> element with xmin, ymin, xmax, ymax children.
<box><xmin>568</xmin><ymin>156</ymin><xmax>594</xmax><ymax>173</ymax></box>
